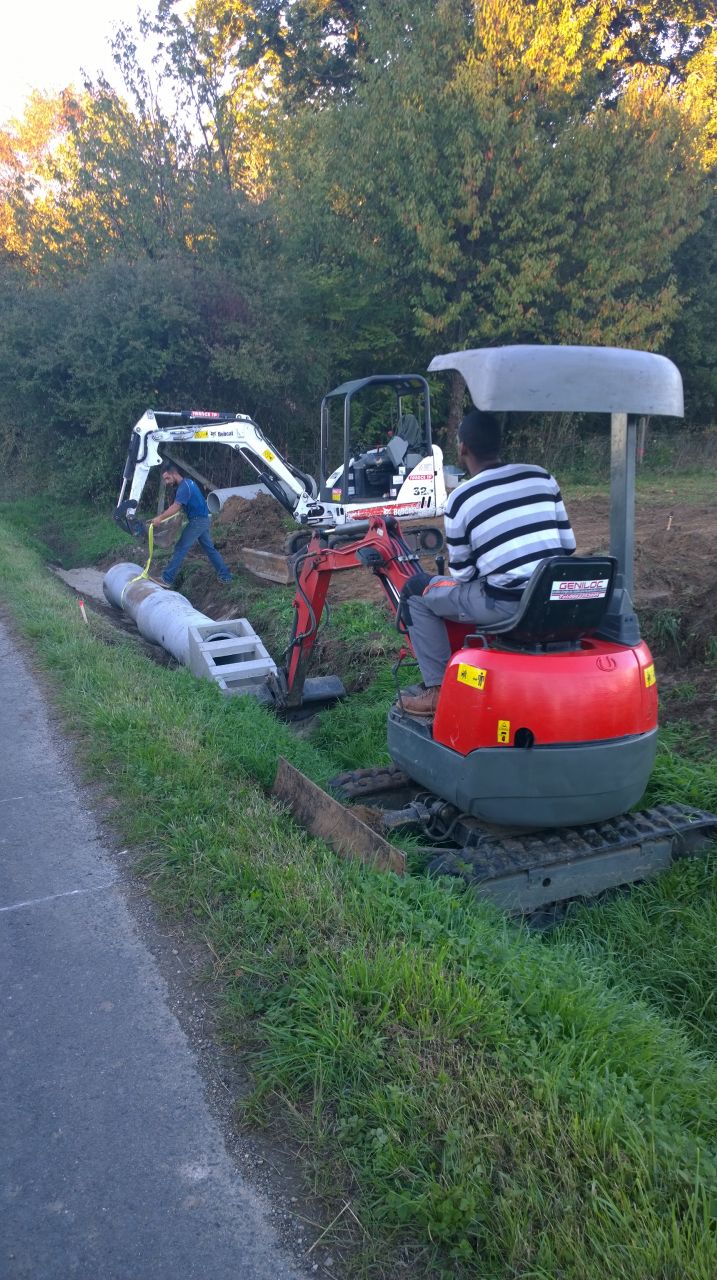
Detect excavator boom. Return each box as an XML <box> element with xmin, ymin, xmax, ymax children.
<box><xmin>114</xmin><ymin>409</ymin><xmax>318</xmax><ymax>536</ymax></box>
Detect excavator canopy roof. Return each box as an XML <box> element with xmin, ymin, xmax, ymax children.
<box><xmin>324</xmin><ymin>374</ymin><xmax>428</xmax><ymax>399</ymax></box>
<box><xmin>428</xmin><ymin>345</ymin><xmax>684</xmax><ymax>417</ymax></box>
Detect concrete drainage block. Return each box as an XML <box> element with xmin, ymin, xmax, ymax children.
<box><xmin>187</xmin><ymin>619</ymin><xmax>277</xmax><ymax>695</ymax></box>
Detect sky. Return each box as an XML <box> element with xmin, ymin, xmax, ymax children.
<box><xmin>0</xmin><ymin>0</ymin><xmax>143</xmax><ymax>122</ymax></box>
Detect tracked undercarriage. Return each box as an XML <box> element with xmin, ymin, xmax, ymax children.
<box><xmin>330</xmin><ymin>765</ymin><xmax>717</xmax><ymax>914</ymax></box>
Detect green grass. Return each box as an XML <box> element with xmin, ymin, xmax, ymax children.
<box><xmin>4</xmin><ymin>510</ymin><xmax>717</xmax><ymax>1276</ymax></box>
<box><xmin>644</xmin><ymin>729</ymin><xmax>717</xmax><ymax>811</ymax></box>
<box><xmin>564</xmin><ymin>471</ymin><xmax>717</xmax><ymax>505</ymax></box>
<box><xmin>0</xmin><ymin>497</ymin><xmax>129</xmax><ymax>566</ymax></box>
<box><xmin>550</xmin><ymin>732</ymin><xmax>717</xmax><ymax>1061</ymax></box>
<box><xmin>668</xmin><ymin>681</ymin><xmax>699</xmax><ymax>703</ymax></box>
<box><xmin>554</xmin><ymin>851</ymin><xmax>717</xmax><ymax>1059</ymax></box>
<box><xmin>311</xmin><ymin>662</ymin><xmax>417</xmax><ymax>770</ymax></box>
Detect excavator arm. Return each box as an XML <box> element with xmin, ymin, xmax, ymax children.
<box><xmin>114</xmin><ymin>409</ymin><xmax>319</xmax><ymax>536</ymax></box>
<box><xmin>275</xmin><ymin>515</ymin><xmax>443</xmax><ymax>708</ymax></box>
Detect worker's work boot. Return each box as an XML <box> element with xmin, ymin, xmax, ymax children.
<box><xmin>400</xmin><ymin>686</ymin><xmax>440</xmax><ymax>718</ymax></box>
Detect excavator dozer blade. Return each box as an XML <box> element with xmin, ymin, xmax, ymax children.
<box><xmin>272</xmin><ymin>757</ymin><xmax>405</xmax><ymax>875</ymax></box>
<box><xmin>239</xmin><ymin>546</ymin><xmax>293</xmax><ymax>585</ymax></box>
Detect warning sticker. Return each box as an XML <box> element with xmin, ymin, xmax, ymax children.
<box><xmin>262</xmin><ymin>448</ymin><xmax>275</xmax><ymax>462</ymax></box>
<box><xmin>550</xmin><ymin>578</ymin><xmax>609</xmax><ymax>601</ymax></box>
<box><xmin>497</xmin><ymin>720</ymin><xmax>511</xmax><ymax>744</ymax></box>
<box><xmin>644</xmin><ymin>663</ymin><xmax>656</xmax><ymax>688</ymax></box>
<box><xmin>457</xmin><ymin>663</ymin><xmax>487</xmax><ymax>690</ymax></box>
<box><xmin>193</xmin><ymin>430</ymin><xmax>208</xmax><ymax>439</ymax></box>
<box><xmin>332</xmin><ymin>489</ymin><xmax>342</xmax><ymax>502</ymax></box>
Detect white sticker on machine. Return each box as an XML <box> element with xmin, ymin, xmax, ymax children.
<box><xmin>550</xmin><ymin>578</ymin><xmax>609</xmax><ymax>601</ymax></box>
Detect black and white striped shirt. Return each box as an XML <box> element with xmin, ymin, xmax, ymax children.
<box><xmin>445</xmin><ymin>463</ymin><xmax>576</xmax><ymax>588</ymax></box>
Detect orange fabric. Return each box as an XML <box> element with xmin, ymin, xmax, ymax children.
<box><xmin>422</xmin><ymin>578</ymin><xmax>454</xmax><ymax>595</ymax></box>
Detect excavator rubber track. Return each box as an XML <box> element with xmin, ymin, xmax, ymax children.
<box><xmin>330</xmin><ymin>766</ymin><xmax>717</xmax><ymax>913</ymax></box>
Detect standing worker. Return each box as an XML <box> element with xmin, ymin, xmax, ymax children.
<box><xmin>149</xmin><ymin>463</ymin><xmax>232</xmax><ymax>587</ymax></box>
<box><xmin>400</xmin><ymin>408</ymin><xmax>576</xmax><ymax>717</ymax></box>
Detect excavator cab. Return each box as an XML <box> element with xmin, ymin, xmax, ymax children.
<box><xmin>320</xmin><ymin>374</ymin><xmax>438</xmax><ymax>509</ymax></box>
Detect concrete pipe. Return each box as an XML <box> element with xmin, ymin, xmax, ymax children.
<box><xmin>207</xmin><ymin>483</ymin><xmax>270</xmax><ymax>513</ymax></box>
<box><xmin>103</xmin><ymin>564</ymin><xmax>233</xmax><ymax>667</ymax></box>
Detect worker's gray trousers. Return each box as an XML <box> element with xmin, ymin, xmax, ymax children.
<box><xmin>407</xmin><ymin>577</ymin><xmax>519</xmax><ymax>687</ymax></box>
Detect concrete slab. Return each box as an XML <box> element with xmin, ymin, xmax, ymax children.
<box><xmin>52</xmin><ymin>566</ymin><xmax>108</xmax><ymax>604</ymax></box>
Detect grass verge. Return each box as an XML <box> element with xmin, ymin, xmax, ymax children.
<box><xmin>3</xmin><ymin>514</ymin><xmax>717</xmax><ymax>1277</ymax></box>
<box><xmin>0</xmin><ymin>497</ymin><xmax>129</xmax><ymax>566</ymax></box>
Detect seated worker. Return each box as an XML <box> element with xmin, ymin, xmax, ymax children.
<box><xmin>149</xmin><ymin>463</ymin><xmax>232</xmax><ymax>586</ymax></box>
<box><xmin>400</xmin><ymin>408</ymin><xmax>576</xmax><ymax>717</ymax></box>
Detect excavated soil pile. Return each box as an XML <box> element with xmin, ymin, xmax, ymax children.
<box><xmin>568</xmin><ymin>496</ymin><xmax>717</xmax><ymax>726</ymax></box>
<box><xmin>213</xmin><ymin>497</ymin><xmax>447</xmax><ymax>606</ymax></box>
<box><xmin>569</xmin><ymin>496</ymin><xmax>716</xmax><ymax>600</ymax></box>
<box><xmin>212</xmin><ymin>494</ymin><xmax>293</xmax><ymax>560</ymax></box>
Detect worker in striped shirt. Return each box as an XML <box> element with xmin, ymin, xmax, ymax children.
<box><xmin>400</xmin><ymin>407</ymin><xmax>576</xmax><ymax>718</ymax></box>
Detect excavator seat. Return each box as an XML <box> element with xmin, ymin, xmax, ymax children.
<box><xmin>398</xmin><ymin>413</ymin><xmax>423</xmax><ymax>448</ymax></box>
<box><xmin>470</xmin><ymin>555</ymin><xmax>617</xmax><ymax>649</ymax></box>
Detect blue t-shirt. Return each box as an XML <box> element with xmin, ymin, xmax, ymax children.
<box><xmin>176</xmin><ymin>477</ymin><xmax>209</xmax><ymax>519</ymax></box>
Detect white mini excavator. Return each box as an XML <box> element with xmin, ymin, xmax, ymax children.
<box><xmin>114</xmin><ymin>375</ymin><xmax>448</xmax><ymax>537</ymax></box>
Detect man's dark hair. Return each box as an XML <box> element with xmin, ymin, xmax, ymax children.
<box><xmin>160</xmin><ymin>460</ymin><xmax>183</xmax><ymax>479</ymax></box>
<box><xmin>458</xmin><ymin>409</ymin><xmax>502</xmax><ymax>461</ymax></box>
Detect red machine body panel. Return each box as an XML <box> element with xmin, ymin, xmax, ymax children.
<box><xmin>433</xmin><ymin>638</ymin><xmax>657</xmax><ymax>755</ymax></box>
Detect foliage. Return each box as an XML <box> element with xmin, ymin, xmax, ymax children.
<box><xmin>667</xmin><ymin>195</ymin><xmax>717</xmax><ymax>426</ymax></box>
<box><xmin>0</xmin><ymin>242</ymin><xmax>331</xmax><ymax>497</ymax></box>
<box><xmin>0</xmin><ymin>0</ymin><xmax>715</xmax><ymax>497</ymax></box>
<box><xmin>139</xmin><ymin>1</ymin><xmax>279</xmax><ymax>199</ymax></box>
<box><xmin>0</xmin><ymin>89</ymin><xmax>81</xmax><ymax>265</ymax></box>
<box><xmin>284</xmin><ymin>1</ymin><xmax>708</xmax><ymax>356</ymax></box>
<box><xmin>241</xmin><ymin>0</ymin><xmax>369</xmax><ymax>103</ymax></box>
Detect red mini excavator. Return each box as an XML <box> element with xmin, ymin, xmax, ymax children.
<box><xmin>269</xmin><ymin>345</ymin><xmax>717</xmax><ymax>914</ymax></box>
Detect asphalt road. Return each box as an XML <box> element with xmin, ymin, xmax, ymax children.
<box><xmin>0</xmin><ymin>613</ymin><xmax>304</xmax><ymax>1280</ymax></box>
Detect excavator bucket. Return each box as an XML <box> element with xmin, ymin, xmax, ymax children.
<box><xmin>272</xmin><ymin>757</ymin><xmax>405</xmax><ymax>875</ymax></box>
<box><xmin>113</xmin><ymin>500</ymin><xmax>147</xmax><ymax>538</ymax></box>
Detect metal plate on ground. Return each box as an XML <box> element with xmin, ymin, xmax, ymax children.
<box><xmin>272</xmin><ymin>757</ymin><xmax>405</xmax><ymax>875</ymax></box>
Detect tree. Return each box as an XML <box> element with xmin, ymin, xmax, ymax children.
<box><xmin>242</xmin><ymin>0</ymin><xmax>369</xmax><ymax>102</ymax></box>
<box><xmin>664</xmin><ymin>28</ymin><xmax>717</xmax><ymax>421</ymax></box>
<box><xmin>606</xmin><ymin>1</ymin><xmax>715</xmax><ymax>84</ymax></box>
<box><xmin>145</xmin><ymin>1</ymin><xmax>279</xmax><ymax>198</ymax></box>
<box><xmin>0</xmin><ymin>90</ymin><xmax>80</xmax><ymax>266</ymax></box>
<box><xmin>277</xmin><ymin>0</ymin><xmax>713</xmax><ymax>426</ymax></box>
